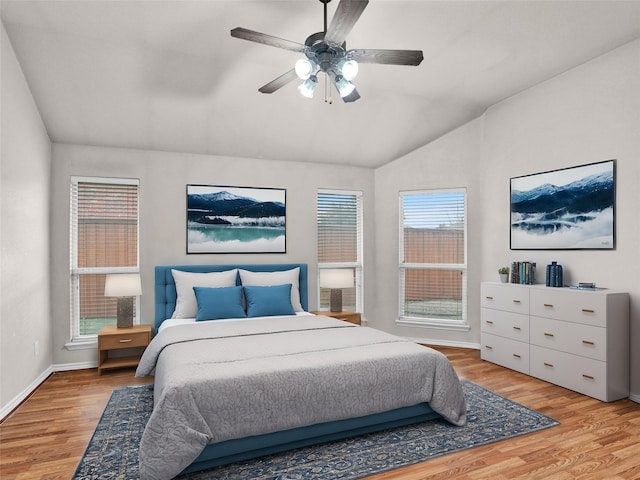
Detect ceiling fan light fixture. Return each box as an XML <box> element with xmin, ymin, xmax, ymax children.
<box><xmin>295</xmin><ymin>58</ymin><xmax>317</xmax><ymax>80</ymax></box>
<box><xmin>298</xmin><ymin>75</ymin><xmax>319</xmax><ymax>98</ymax></box>
<box><xmin>340</xmin><ymin>59</ymin><xmax>359</xmax><ymax>81</ymax></box>
<box><xmin>333</xmin><ymin>74</ymin><xmax>356</xmax><ymax>98</ymax></box>
<box><xmin>231</xmin><ymin>0</ymin><xmax>424</xmax><ymax>101</ymax></box>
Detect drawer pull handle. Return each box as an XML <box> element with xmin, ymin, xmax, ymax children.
<box><xmin>582</xmin><ymin>309</ymin><xmax>595</xmax><ymax>313</ymax></box>
<box><xmin>544</xmin><ymin>303</ymin><xmax>554</xmax><ymax>308</ymax></box>
<box><xmin>513</xmin><ymin>354</ymin><xmax>521</xmax><ymax>358</ymax></box>
<box><xmin>513</xmin><ymin>300</ymin><xmax>521</xmax><ymax>304</ymax></box>
<box><xmin>582</xmin><ymin>340</ymin><xmax>595</xmax><ymax>345</ymax></box>
<box><xmin>544</xmin><ymin>333</ymin><xmax>554</xmax><ymax>337</ymax></box>
<box><xmin>119</xmin><ymin>339</ymin><xmax>133</xmax><ymax>343</ymax></box>
<box><xmin>544</xmin><ymin>362</ymin><xmax>554</xmax><ymax>367</ymax></box>
<box><xmin>486</xmin><ymin>320</ymin><xmax>494</xmax><ymax>324</ymax></box>
<box><xmin>582</xmin><ymin>374</ymin><xmax>595</xmax><ymax>380</ymax></box>
<box><xmin>485</xmin><ymin>345</ymin><xmax>493</xmax><ymax>350</ymax></box>
<box><xmin>485</xmin><ymin>296</ymin><xmax>494</xmax><ymax>300</ymax></box>
<box><xmin>513</xmin><ymin>326</ymin><xmax>521</xmax><ymax>331</ymax></box>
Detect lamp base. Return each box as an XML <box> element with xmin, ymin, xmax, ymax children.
<box><xmin>329</xmin><ymin>289</ymin><xmax>343</xmax><ymax>312</ymax></box>
<box><xmin>116</xmin><ymin>297</ymin><xmax>134</xmax><ymax>328</ymax></box>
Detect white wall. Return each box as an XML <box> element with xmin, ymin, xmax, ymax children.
<box><xmin>374</xmin><ymin>39</ymin><xmax>640</xmax><ymax>399</ymax></box>
<box><xmin>49</xmin><ymin>144</ymin><xmax>376</xmax><ymax>366</ymax></box>
<box><xmin>0</xmin><ymin>24</ymin><xmax>53</xmax><ymax>413</ymax></box>
<box><xmin>373</xmin><ymin>118</ymin><xmax>484</xmax><ymax>348</ymax></box>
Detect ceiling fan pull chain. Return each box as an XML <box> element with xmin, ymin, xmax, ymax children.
<box><xmin>325</xmin><ymin>75</ymin><xmax>328</xmax><ymax>103</ymax></box>
<box><xmin>325</xmin><ymin>74</ymin><xmax>332</xmax><ymax>104</ymax></box>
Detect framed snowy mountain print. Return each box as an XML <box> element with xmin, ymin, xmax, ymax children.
<box><xmin>510</xmin><ymin>160</ymin><xmax>615</xmax><ymax>250</ymax></box>
<box><xmin>186</xmin><ymin>185</ymin><xmax>286</xmax><ymax>254</ymax></box>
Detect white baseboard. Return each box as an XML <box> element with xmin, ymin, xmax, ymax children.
<box><xmin>0</xmin><ymin>365</ymin><xmax>53</xmax><ymax>422</ymax></box>
<box><xmin>0</xmin><ymin>361</ymin><xmax>98</xmax><ymax>422</ymax></box>
<box><xmin>629</xmin><ymin>392</ymin><xmax>640</xmax><ymax>404</ymax></box>
<box><xmin>360</xmin><ymin>319</ymin><xmax>477</xmax><ymax>349</ymax></box>
<box><xmin>52</xmin><ymin>361</ymin><xmax>98</xmax><ymax>372</ymax></box>
<box><xmin>404</xmin><ymin>336</ymin><xmax>480</xmax><ymax>350</ymax></box>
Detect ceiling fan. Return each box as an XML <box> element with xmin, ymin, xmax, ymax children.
<box><xmin>230</xmin><ymin>0</ymin><xmax>424</xmax><ymax>103</ymax></box>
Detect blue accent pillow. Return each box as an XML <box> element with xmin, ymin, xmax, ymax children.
<box><xmin>193</xmin><ymin>286</ymin><xmax>246</xmax><ymax>321</ymax></box>
<box><xmin>244</xmin><ymin>284</ymin><xmax>296</xmax><ymax>317</ymax></box>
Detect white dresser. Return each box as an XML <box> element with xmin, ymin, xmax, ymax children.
<box><xmin>481</xmin><ymin>282</ymin><xmax>629</xmax><ymax>402</ymax></box>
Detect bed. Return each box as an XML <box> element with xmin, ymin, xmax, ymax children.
<box><xmin>136</xmin><ymin>263</ymin><xmax>467</xmax><ymax>480</ymax></box>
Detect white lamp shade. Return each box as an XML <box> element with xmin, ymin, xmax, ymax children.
<box><xmin>319</xmin><ymin>269</ymin><xmax>354</xmax><ymax>289</ymax></box>
<box><xmin>104</xmin><ymin>273</ymin><xmax>142</xmax><ymax>297</ymax></box>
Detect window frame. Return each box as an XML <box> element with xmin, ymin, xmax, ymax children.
<box><xmin>69</xmin><ymin>176</ymin><xmax>140</xmax><ymax>344</ymax></box>
<box><xmin>397</xmin><ymin>188</ymin><xmax>469</xmax><ymax>331</ymax></box>
<box><xmin>316</xmin><ymin>189</ymin><xmax>363</xmax><ymax>313</ymax></box>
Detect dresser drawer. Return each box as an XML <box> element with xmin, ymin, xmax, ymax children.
<box><xmin>481</xmin><ymin>308</ymin><xmax>529</xmax><ymax>342</ymax></box>
<box><xmin>99</xmin><ymin>330</ymin><xmax>150</xmax><ymax>350</ymax></box>
<box><xmin>530</xmin><ymin>345</ymin><xmax>608</xmax><ymax>401</ymax></box>
<box><xmin>530</xmin><ymin>289</ymin><xmax>607</xmax><ymax>327</ymax></box>
<box><xmin>530</xmin><ymin>316</ymin><xmax>606</xmax><ymax>361</ymax></box>
<box><xmin>481</xmin><ymin>333</ymin><xmax>529</xmax><ymax>375</ymax></box>
<box><xmin>481</xmin><ymin>283</ymin><xmax>529</xmax><ymax>314</ymax></box>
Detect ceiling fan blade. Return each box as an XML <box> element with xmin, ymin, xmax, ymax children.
<box><xmin>342</xmin><ymin>88</ymin><xmax>361</xmax><ymax>103</ymax></box>
<box><xmin>348</xmin><ymin>48</ymin><xmax>424</xmax><ymax>66</ymax></box>
<box><xmin>324</xmin><ymin>0</ymin><xmax>369</xmax><ymax>48</ymax></box>
<box><xmin>258</xmin><ymin>69</ymin><xmax>299</xmax><ymax>94</ymax></box>
<box><xmin>231</xmin><ymin>27</ymin><xmax>306</xmax><ymax>53</ymax></box>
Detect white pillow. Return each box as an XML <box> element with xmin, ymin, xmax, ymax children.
<box><xmin>238</xmin><ymin>268</ymin><xmax>303</xmax><ymax>312</ymax></box>
<box><xmin>171</xmin><ymin>269</ymin><xmax>238</xmax><ymax>319</ymax></box>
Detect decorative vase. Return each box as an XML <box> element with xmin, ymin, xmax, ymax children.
<box><xmin>499</xmin><ymin>273</ymin><xmax>509</xmax><ymax>283</ymax></box>
<box><xmin>546</xmin><ymin>261</ymin><xmax>563</xmax><ymax>287</ymax></box>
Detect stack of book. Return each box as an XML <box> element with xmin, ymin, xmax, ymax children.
<box><xmin>510</xmin><ymin>261</ymin><xmax>536</xmax><ymax>285</ymax></box>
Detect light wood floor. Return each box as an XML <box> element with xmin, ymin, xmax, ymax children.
<box><xmin>1</xmin><ymin>347</ymin><xmax>639</xmax><ymax>479</ymax></box>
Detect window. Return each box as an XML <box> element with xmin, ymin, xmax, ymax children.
<box><xmin>317</xmin><ymin>190</ymin><xmax>363</xmax><ymax>312</ymax></box>
<box><xmin>398</xmin><ymin>188</ymin><xmax>468</xmax><ymax>330</ymax></box>
<box><xmin>70</xmin><ymin>177</ymin><xmax>139</xmax><ymax>342</ymax></box>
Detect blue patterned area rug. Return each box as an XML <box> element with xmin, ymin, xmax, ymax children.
<box><xmin>73</xmin><ymin>381</ymin><xmax>557</xmax><ymax>479</ymax></box>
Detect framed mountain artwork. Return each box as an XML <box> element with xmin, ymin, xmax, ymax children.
<box><xmin>186</xmin><ymin>185</ymin><xmax>286</xmax><ymax>254</ymax></box>
<box><xmin>510</xmin><ymin>160</ymin><xmax>615</xmax><ymax>250</ymax></box>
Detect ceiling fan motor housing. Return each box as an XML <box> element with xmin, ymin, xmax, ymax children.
<box><xmin>304</xmin><ymin>32</ymin><xmax>347</xmax><ymax>74</ymax></box>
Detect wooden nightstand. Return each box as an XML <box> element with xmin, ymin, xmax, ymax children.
<box><xmin>311</xmin><ymin>310</ymin><xmax>361</xmax><ymax>325</ymax></box>
<box><xmin>97</xmin><ymin>324</ymin><xmax>152</xmax><ymax>375</ymax></box>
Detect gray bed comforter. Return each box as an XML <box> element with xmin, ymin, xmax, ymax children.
<box><xmin>135</xmin><ymin>315</ymin><xmax>467</xmax><ymax>480</ymax></box>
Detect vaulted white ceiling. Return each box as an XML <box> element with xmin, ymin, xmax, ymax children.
<box><xmin>2</xmin><ymin>1</ymin><xmax>639</xmax><ymax>168</ymax></box>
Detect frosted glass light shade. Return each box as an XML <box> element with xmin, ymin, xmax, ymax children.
<box><xmin>319</xmin><ymin>269</ymin><xmax>354</xmax><ymax>289</ymax></box>
<box><xmin>341</xmin><ymin>60</ymin><xmax>359</xmax><ymax>81</ymax></box>
<box><xmin>295</xmin><ymin>58</ymin><xmax>317</xmax><ymax>80</ymax></box>
<box><xmin>104</xmin><ymin>273</ymin><xmax>142</xmax><ymax>297</ymax></box>
<box><xmin>298</xmin><ymin>75</ymin><xmax>318</xmax><ymax>98</ymax></box>
<box><xmin>333</xmin><ymin>75</ymin><xmax>355</xmax><ymax>98</ymax></box>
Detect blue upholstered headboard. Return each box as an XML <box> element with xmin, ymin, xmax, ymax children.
<box><xmin>154</xmin><ymin>263</ymin><xmax>308</xmax><ymax>331</ymax></box>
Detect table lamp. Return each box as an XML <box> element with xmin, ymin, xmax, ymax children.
<box><xmin>104</xmin><ymin>273</ymin><xmax>142</xmax><ymax>328</ymax></box>
<box><xmin>319</xmin><ymin>269</ymin><xmax>354</xmax><ymax>312</ymax></box>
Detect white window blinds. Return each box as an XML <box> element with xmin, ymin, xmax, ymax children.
<box><xmin>399</xmin><ymin>189</ymin><xmax>468</xmax><ymax>330</ymax></box>
<box><xmin>317</xmin><ymin>190</ymin><xmax>363</xmax><ymax>312</ymax></box>
<box><xmin>70</xmin><ymin>177</ymin><xmax>139</xmax><ymax>339</ymax></box>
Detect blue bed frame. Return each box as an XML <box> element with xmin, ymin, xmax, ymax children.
<box><xmin>154</xmin><ymin>263</ymin><xmax>441</xmax><ymax>475</ymax></box>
